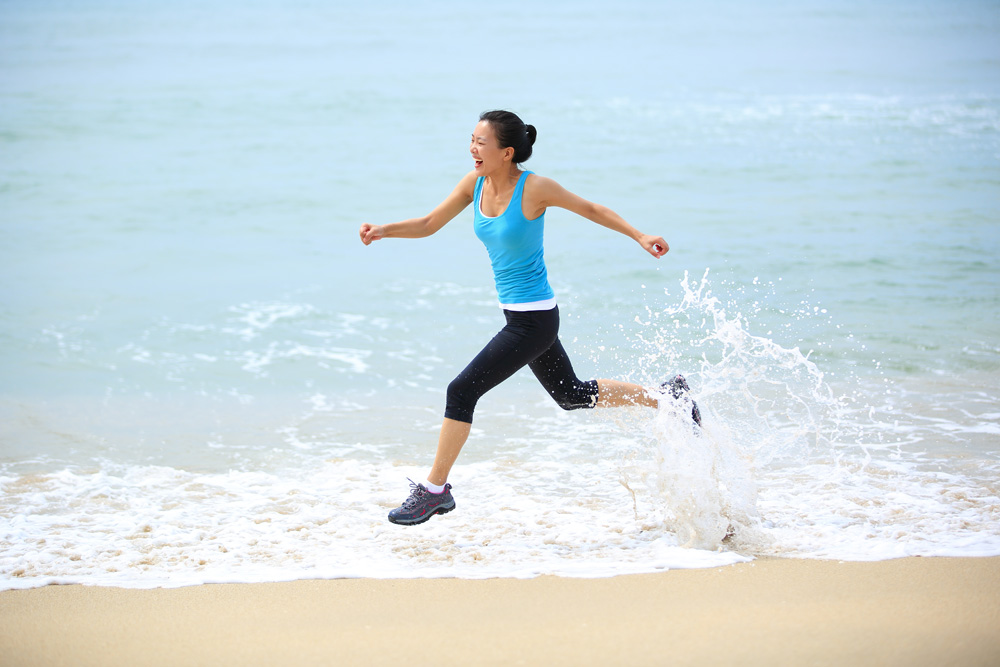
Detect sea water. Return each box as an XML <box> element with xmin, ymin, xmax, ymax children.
<box><xmin>1</xmin><ymin>0</ymin><xmax>999</xmax><ymax>589</ymax></box>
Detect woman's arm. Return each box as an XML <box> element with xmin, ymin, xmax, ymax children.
<box><xmin>360</xmin><ymin>171</ymin><xmax>477</xmax><ymax>245</ymax></box>
<box><xmin>525</xmin><ymin>175</ymin><xmax>669</xmax><ymax>258</ymax></box>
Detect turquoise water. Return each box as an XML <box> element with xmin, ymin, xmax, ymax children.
<box><xmin>1</xmin><ymin>0</ymin><xmax>999</xmax><ymax>587</ymax></box>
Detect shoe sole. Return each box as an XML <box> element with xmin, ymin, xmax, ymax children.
<box><xmin>387</xmin><ymin>502</ymin><xmax>456</xmax><ymax>526</ymax></box>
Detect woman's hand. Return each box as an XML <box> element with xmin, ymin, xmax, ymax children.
<box><xmin>359</xmin><ymin>223</ymin><xmax>385</xmax><ymax>245</ymax></box>
<box><xmin>639</xmin><ymin>234</ymin><xmax>669</xmax><ymax>258</ymax></box>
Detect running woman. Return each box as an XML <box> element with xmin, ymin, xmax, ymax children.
<box><xmin>359</xmin><ymin>110</ymin><xmax>701</xmax><ymax>525</ymax></box>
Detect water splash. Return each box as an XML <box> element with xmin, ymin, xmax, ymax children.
<box><xmin>620</xmin><ymin>269</ymin><xmax>852</xmax><ymax>551</ymax></box>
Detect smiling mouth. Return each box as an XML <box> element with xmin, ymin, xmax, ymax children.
<box><xmin>474</xmin><ymin>159</ymin><xmax>483</xmax><ymax>168</ymax></box>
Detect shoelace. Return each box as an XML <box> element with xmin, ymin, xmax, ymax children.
<box><xmin>664</xmin><ymin>375</ymin><xmax>690</xmax><ymax>399</ymax></box>
<box><xmin>399</xmin><ymin>478</ymin><xmax>428</xmax><ymax>509</ymax></box>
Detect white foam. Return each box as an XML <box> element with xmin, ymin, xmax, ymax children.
<box><xmin>226</xmin><ymin>302</ymin><xmax>319</xmax><ymax>342</ymax></box>
<box><xmin>0</xmin><ymin>458</ymin><xmax>750</xmax><ymax>591</ymax></box>
<box><xmin>3</xmin><ymin>423</ymin><xmax>997</xmax><ymax>592</ymax></box>
<box><xmin>756</xmin><ymin>460</ymin><xmax>1000</xmax><ymax>560</ymax></box>
<box><xmin>236</xmin><ymin>342</ymin><xmax>372</xmax><ymax>376</ymax></box>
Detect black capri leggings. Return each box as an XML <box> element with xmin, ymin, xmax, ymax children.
<box><xmin>445</xmin><ymin>306</ymin><xmax>600</xmax><ymax>424</ymax></box>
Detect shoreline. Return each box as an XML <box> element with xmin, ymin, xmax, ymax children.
<box><xmin>2</xmin><ymin>556</ymin><xmax>998</xmax><ymax>666</ymax></box>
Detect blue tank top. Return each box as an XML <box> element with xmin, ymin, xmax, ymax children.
<box><xmin>473</xmin><ymin>171</ymin><xmax>555</xmax><ymax>306</ymax></box>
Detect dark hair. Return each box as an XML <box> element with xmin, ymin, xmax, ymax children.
<box><xmin>479</xmin><ymin>109</ymin><xmax>536</xmax><ymax>164</ymax></box>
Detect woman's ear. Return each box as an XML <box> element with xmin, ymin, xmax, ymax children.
<box><xmin>504</xmin><ymin>146</ymin><xmax>515</xmax><ymax>162</ymax></box>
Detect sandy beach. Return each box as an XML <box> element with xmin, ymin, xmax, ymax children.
<box><xmin>2</xmin><ymin>556</ymin><xmax>998</xmax><ymax>666</ymax></box>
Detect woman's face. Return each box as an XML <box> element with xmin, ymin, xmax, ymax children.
<box><xmin>470</xmin><ymin>120</ymin><xmax>513</xmax><ymax>174</ymax></box>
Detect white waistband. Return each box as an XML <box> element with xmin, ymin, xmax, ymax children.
<box><xmin>499</xmin><ymin>297</ymin><xmax>558</xmax><ymax>312</ymax></box>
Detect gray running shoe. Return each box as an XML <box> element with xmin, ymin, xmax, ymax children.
<box><xmin>388</xmin><ymin>479</ymin><xmax>456</xmax><ymax>525</ymax></box>
<box><xmin>661</xmin><ymin>374</ymin><xmax>703</xmax><ymax>427</ymax></box>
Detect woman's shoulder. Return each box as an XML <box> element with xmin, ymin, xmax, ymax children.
<box><xmin>456</xmin><ymin>169</ymin><xmax>481</xmax><ymax>194</ymax></box>
<box><xmin>523</xmin><ymin>172</ymin><xmax>561</xmax><ymax>197</ymax></box>
<box><xmin>524</xmin><ymin>170</ymin><xmax>560</xmax><ymax>184</ymax></box>
<box><xmin>521</xmin><ymin>172</ymin><xmax>558</xmax><ymax>220</ymax></box>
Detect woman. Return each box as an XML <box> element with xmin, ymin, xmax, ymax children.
<box><xmin>359</xmin><ymin>110</ymin><xmax>700</xmax><ymax>526</ymax></box>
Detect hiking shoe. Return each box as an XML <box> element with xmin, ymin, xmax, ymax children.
<box><xmin>388</xmin><ymin>479</ymin><xmax>456</xmax><ymax>525</ymax></box>
<box><xmin>661</xmin><ymin>374</ymin><xmax>703</xmax><ymax>427</ymax></box>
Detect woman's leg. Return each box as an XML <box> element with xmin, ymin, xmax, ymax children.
<box><xmin>529</xmin><ymin>332</ymin><xmax>658</xmax><ymax>411</ymax></box>
<box><xmin>595</xmin><ymin>378</ymin><xmax>658</xmax><ymax>408</ymax></box>
<box><xmin>431</xmin><ymin>309</ymin><xmax>559</xmax><ymax>484</ymax></box>
<box><xmin>427</xmin><ymin>418</ymin><xmax>472</xmax><ymax>486</ymax></box>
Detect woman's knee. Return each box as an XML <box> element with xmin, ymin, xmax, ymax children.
<box><xmin>445</xmin><ymin>376</ymin><xmax>476</xmax><ymax>424</ymax></box>
<box><xmin>551</xmin><ymin>379</ymin><xmax>600</xmax><ymax>411</ymax></box>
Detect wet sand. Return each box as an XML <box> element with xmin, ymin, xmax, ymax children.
<box><xmin>2</xmin><ymin>556</ymin><xmax>998</xmax><ymax>666</ymax></box>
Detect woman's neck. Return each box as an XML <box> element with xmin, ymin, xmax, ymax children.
<box><xmin>484</xmin><ymin>165</ymin><xmax>522</xmax><ymax>191</ymax></box>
